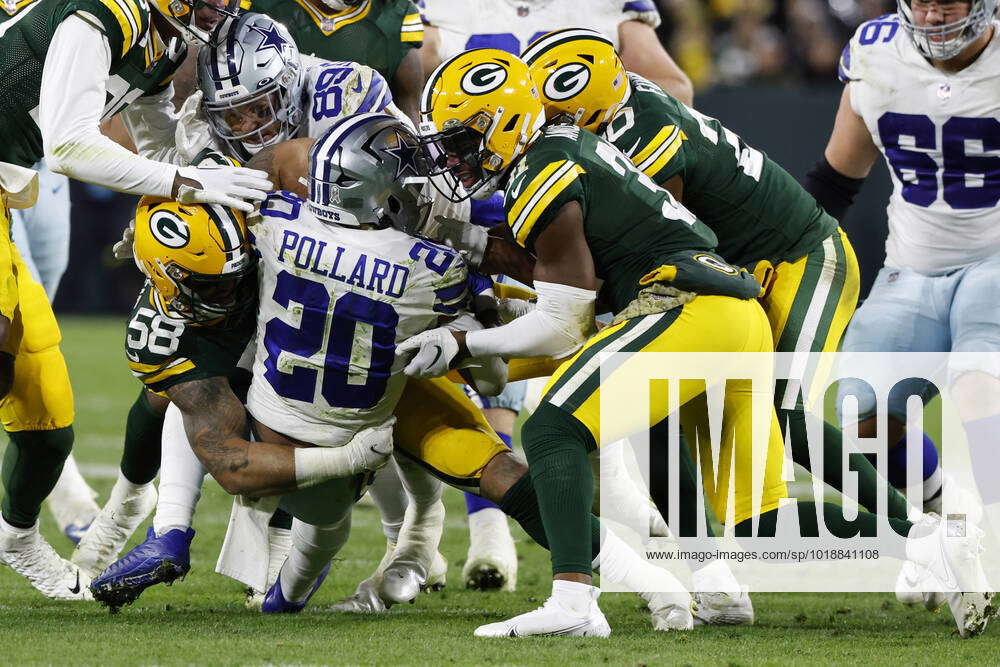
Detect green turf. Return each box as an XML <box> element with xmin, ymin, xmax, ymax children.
<box><xmin>0</xmin><ymin>316</ymin><xmax>996</xmax><ymax>665</ymax></box>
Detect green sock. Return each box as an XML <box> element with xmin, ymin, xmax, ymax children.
<box><xmin>269</xmin><ymin>507</ymin><xmax>293</xmax><ymax>529</ymax></box>
<box><xmin>519</xmin><ymin>403</ymin><xmax>599</xmax><ymax>575</ymax></box>
<box><xmin>781</xmin><ymin>409</ymin><xmax>911</xmax><ymax>522</ymax></box>
<box><xmin>2</xmin><ymin>426</ymin><xmax>74</xmax><ymax>527</ymax></box>
<box><xmin>120</xmin><ymin>390</ymin><xmax>166</xmax><ymax>485</ymax></box>
<box><xmin>497</xmin><ymin>463</ymin><xmax>603</xmax><ymax>559</ymax></box>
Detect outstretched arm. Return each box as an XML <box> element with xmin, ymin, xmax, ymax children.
<box><xmin>247</xmin><ymin>138</ymin><xmax>316</xmax><ymax>199</ymax></box>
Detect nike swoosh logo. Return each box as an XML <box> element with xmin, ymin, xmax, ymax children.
<box><xmin>125</xmin><ymin>349</ymin><xmax>141</xmax><ymax>363</ymax></box>
<box><xmin>352</xmin><ymin>76</ymin><xmax>364</xmax><ymax>93</ymax></box>
<box><xmin>428</xmin><ymin>345</ymin><xmax>442</xmax><ymax>370</ymax></box>
<box><xmin>508</xmin><ymin>627</ymin><xmax>518</xmax><ymax>637</ymax></box>
<box><xmin>68</xmin><ymin>570</ymin><xmax>81</xmax><ymax>595</ymax></box>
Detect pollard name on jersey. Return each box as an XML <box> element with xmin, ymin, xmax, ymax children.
<box><xmin>840</xmin><ymin>15</ymin><xmax>1000</xmax><ymax>274</ymax></box>
<box><xmin>420</xmin><ymin>0</ymin><xmax>659</xmax><ymax>58</ymax></box>
<box><xmin>247</xmin><ymin>190</ymin><xmax>468</xmax><ymax>447</ymax></box>
<box><xmin>0</xmin><ymin>0</ymin><xmax>185</xmax><ymax>167</ymax></box>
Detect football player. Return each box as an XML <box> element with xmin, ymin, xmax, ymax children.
<box><xmin>419</xmin><ymin>0</ymin><xmax>693</xmax><ymax>105</ymax></box>
<box><xmin>519</xmin><ymin>27</ymin><xmax>919</xmax><ymax>619</ymax></box>
<box><xmin>809</xmin><ymin>0</ymin><xmax>1000</xmax><ymax>623</ymax></box>
<box><xmin>403</xmin><ymin>49</ymin><xmax>990</xmax><ymax>638</ymax></box>
<box><xmin>247</xmin><ymin>0</ymin><xmax>425</xmax><ymax>121</ymax></box>
<box><xmin>0</xmin><ymin>0</ymin><xmax>271</xmax><ymax>598</ymax></box>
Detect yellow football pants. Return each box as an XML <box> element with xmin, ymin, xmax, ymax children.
<box><xmin>538</xmin><ymin>295</ymin><xmax>787</xmax><ymax>526</ymax></box>
<box><xmin>393</xmin><ymin>376</ymin><xmax>509</xmax><ymax>492</ymax></box>
<box><xmin>0</xmin><ymin>198</ymin><xmax>74</xmax><ymax>432</ymax></box>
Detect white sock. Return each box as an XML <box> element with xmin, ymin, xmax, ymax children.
<box><xmin>923</xmin><ymin>466</ymin><xmax>943</xmax><ymax>502</ymax></box>
<box><xmin>0</xmin><ymin>515</ymin><xmax>35</xmax><ymax>537</ymax></box>
<box><xmin>46</xmin><ymin>454</ymin><xmax>99</xmax><ymax>529</ymax></box>
<box><xmin>153</xmin><ymin>403</ymin><xmax>205</xmax><ymax>536</ymax></box>
<box><xmin>107</xmin><ymin>471</ymin><xmax>151</xmax><ymax>506</ymax></box>
<box><xmin>551</xmin><ymin>579</ymin><xmax>595</xmax><ymax>615</ymax></box>
<box><xmin>280</xmin><ymin>514</ymin><xmax>351</xmax><ymax>603</ymax></box>
<box><xmin>369</xmin><ymin>460</ymin><xmax>407</xmax><ymax>542</ymax></box>
<box><xmin>388</xmin><ymin>455</ymin><xmax>445</xmax><ymax>572</ymax></box>
<box><xmin>594</xmin><ymin>528</ymin><xmax>687</xmax><ymax>594</ymax></box>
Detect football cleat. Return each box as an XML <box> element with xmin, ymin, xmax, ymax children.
<box><xmin>245</xmin><ymin>526</ymin><xmax>292</xmax><ymax>610</ymax></box>
<box><xmin>379</xmin><ymin>562</ymin><xmax>425</xmax><ymax>604</ymax></box>
<box><xmin>474</xmin><ymin>588</ymin><xmax>611</xmax><ymax>638</ymax></box>
<box><xmin>261</xmin><ymin>563</ymin><xmax>331</xmax><ymax>614</ymax></box>
<box><xmin>331</xmin><ymin>573</ymin><xmax>388</xmax><ymax>613</ymax></box>
<box><xmin>426</xmin><ymin>550</ymin><xmax>448</xmax><ymax>591</ymax></box>
<box><xmin>0</xmin><ymin>522</ymin><xmax>93</xmax><ymax>600</ymax></box>
<box><xmin>924</xmin><ymin>472</ymin><xmax>984</xmax><ymax>526</ymax></box>
<box><xmin>691</xmin><ymin>590</ymin><xmax>755</xmax><ymax>626</ymax></box>
<box><xmin>640</xmin><ymin>590</ymin><xmax>695</xmax><ymax>631</ymax></box>
<box><xmin>63</xmin><ymin>522</ymin><xmax>92</xmax><ymax>546</ymax></box>
<box><xmin>71</xmin><ymin>483</ymin><xmax>157</xmax><ymax>578</ymax></box>
<box><xmin>90</xmin><ymin>526</ymin><xmax>194</xmax><ymax>611</ymax></box>
<box><xmin>905</xmin><ymin>514</ymin><xmax>995</xmax><ymax>637</ymax></box>
<box><xmin>463</xmin><ymin>507</ymin><xmax>517</xmax><ymax>592</ymax></box>
<box><xmin>895</xmin><ymin>560</ymin><xmax>945</xmax><ymax>611</ymax></box>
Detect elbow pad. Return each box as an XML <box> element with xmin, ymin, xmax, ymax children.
<box><xmin>465</xmin><ymin>281</ymin><xmax>596</xmax><ymax>360</ymax></box>
<box><xmin>804</xmin><ymin>157</ymin><xmax>865</xmax><ymax>222</ymax></box>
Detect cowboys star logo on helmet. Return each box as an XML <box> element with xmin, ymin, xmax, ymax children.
<box><xmin>460</xmin><ymin>63</ymin><xmax>509</xmax><ymax>95</ymax></box>
<box><xmin>249</xmin><ymin>21</ymin><xmax>291</xmax><ymax>57</ymax></box>
<box><xmin>149</xmin><ymin>210</ymin><xmax>191</xmax><ymax>249</ymax></box>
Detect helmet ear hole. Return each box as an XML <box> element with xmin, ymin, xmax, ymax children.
<box><xmin>387</xmin><ymin>196</ymin><xmax>402</xmax><ymax>214</ymax></box>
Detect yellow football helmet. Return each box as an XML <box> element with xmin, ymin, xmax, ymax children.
<box><xmin>133</xmin><ymin>196</ymin><xmax>257</xmax><ymax>324</ymax></box>
<box><xmin>522</xmin><ymin>28</ymin><xmax>629</xmax><ymax>134</ymax></box>
<box><xmin>151</xmin><ymin>0</ymin><xmax>251</xmax><ymax>46</ymax></box>
<box><xmin>419</xmin><ymin>48</ymin><xmax>545</xmax><ymax>202</ymax></box>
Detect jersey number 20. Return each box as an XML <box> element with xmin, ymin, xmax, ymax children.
<box><xmin>263</xmin><ymin>271</ymin><xmax>399</xmax><ymax>409</ymax></box>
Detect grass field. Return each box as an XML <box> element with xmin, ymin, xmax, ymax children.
<box><xmin>0</xmin><ymin>316</ymin><xmax>997</xmax><ymax>665</ymax></box>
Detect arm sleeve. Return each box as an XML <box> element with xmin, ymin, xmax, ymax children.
<box><xmin>465</xmin><ymin>280</ymin><xmax>596</xmax><ymax>360</ymax></box>
<box><xmin>120</xmin><ymin>84</ymin><xmax>184</xmax><ymax>165</ymax></box>
<box><xmin>39</xmin><ymin>14</ymin><xmax>177</xmax><ymax>197</ymax></box>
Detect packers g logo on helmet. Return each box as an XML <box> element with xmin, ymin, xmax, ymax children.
<box><xmin>149</xmin><ymin>210</ymin><xmax>191</xmax><ymax>249</ymax></box>
<box><xmin>460</xmin><ymin>63</ymin><xmax>509</xmax><ymax>95</ymax></box>
<box><xmin>543</xmin><ymin>62</ymin><xmax>592</xmax><ymax>102</ymax></box>
<box><xmin>522</xmin><ymin>28</ymin><xmax>629</xmax><ymax>133</ymax></box>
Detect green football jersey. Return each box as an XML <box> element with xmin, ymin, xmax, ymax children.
<box><xmin>0</xmin><ymin>0</ymin><xmax>185</xmax><ymax>168</ymax></box>
<box><xmin>1</xmin><ymin>0</ymin><xmax>38</xmax><ymax>23</ymax></box>
<box><xmin>603</xmin><ymin>74</ymin><xmax>837</xmax><ymax>267</ymax></box>
<box><xmin>249</xmin><ymin>0</ymin><xmax>421</xmax><ymax>81</ymax></box>
<box><xmin>125</xmin><ymin>283</ymin><xmax>254</xmax><ymax>395</ymax></box>
<box><xmin>503</xmin><ymin>124</ymin><xmax>758</xmax><ymax>315</ymax></box>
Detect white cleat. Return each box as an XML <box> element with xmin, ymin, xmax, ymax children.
<box><xmin>691</xmin><ymin>590</ymin><xmax>754</xmax><ymax>626</ymax></box>
<box><xmin>640</xmin><ymin>590</ymin><xmax>695</xmax><ymax>631</ymax></box>
<box><xmin>925</xmin><ymin>473</ymin><xmax>984</xmax><ymax>526</ymax></box>
<box><xmin>895</xmin><ymin>560</ymin><xmax>945</xmax><ymax>611</ymax></box>
<box><xmin>71</xmin><ymin>482</ymin><xmax>157</xmax><ymax>578</ymax></box>
<box><xmin>474</xmin><ymin>590</ymin><xmax>611</xmax><ymax>638</ymax></box>
<box><xmin>332</xmin><ymin>574</ymin><xmax>388</xmax><ymax>613</ymax></box>
<box><xmin>905</xmin><ymin>514</ymin><xmax>996</xmax><ymax>637</ymax></box>
<box><xmin>245</xmin><ymin>526</ymin><xmax>292</xmax><ymax>610</ymax></box>
<box><xmin>463</xmin><ymin>508</ymin><xmax>516</xmax><ymax>592</ymax></box>
<box><xmin>1</xmin><ymin>521</ymin><xmax>93</xmax><ymax>600</ymax></box>
<box><xmin>379</xmin><ymin>562</ymin><xmax>425</xmax><ymax>604</ymax></box>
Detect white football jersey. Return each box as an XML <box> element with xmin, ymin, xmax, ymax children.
<box><xmin>419</xmin><ymin>0</ymin><xmax>660</xmax><ymax>59</ymax></box>
<box><xmin>246</xmin><ymin>191</ymin><xmax>469</xmax><ymax>446</ymax></box>
<box><xmin>840</xmin><ymin>16</ymin><xmax>1000</xmax><ymax>275</ymax></box>
<box><xmin>297</xmin><ymin>58</ymin><xmax>400</xmax><ymax>138</ymax></box>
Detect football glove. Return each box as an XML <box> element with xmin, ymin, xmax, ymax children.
<box><xmin>343</xmin><ymin>418</ymin><xmax>396</xmax><ymax>473</ymax></box>
<box><xmin>497</xmin><ymin>297</ymin><xmax>535</xmax><ymax>323</ymax></box>
<box><xmin>112</xmin><ymin>218</ymin><xmax>135</xmax><ymax>260</ymax></box>
<box><xmin>175</xmin><ymin>164</ymin><xmax>272</xmax><ymax>213</ymax></box>
<box><xmin>396</xmin><ymin>328</ymin><xmax>459</xmax><ymax>378</ymax></box>
<box><xmin>426</xmin><ymin>215</ymin><xmax>488</xmax><ymax>268</ymax></box>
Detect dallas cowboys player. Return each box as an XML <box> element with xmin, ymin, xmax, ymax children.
<box><xmin>808</xmin><ymin>0</ymin><xmax>1000</xmax><ymax>628</ymax></box>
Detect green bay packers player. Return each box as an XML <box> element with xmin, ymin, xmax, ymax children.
<box><xmin>0</xmin><ymin>0</ymin><xmax>271</xmax><ymax>598</ymax></box>
<box><xmin>248</xmin><ymin>0</ymin><xmax>424</xmax><ymax>120</ymax></box>
<box><xmin>404</xmin><ymin>48</ymin><xmax>789</xmax><ymax>637</ymax></box>
<box><xmin>520</xmin><ymin>28</ymin><xmax>924</xmax><ymax>551</ymax></box>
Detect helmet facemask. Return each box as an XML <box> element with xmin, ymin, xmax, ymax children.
<box><xmin>155</xmin><ymin>0</ymin><xmax>244</xmax><ymax>47</ymax></box>
<box><xmin>161</xmin><ymin>253</ymin><xmax>258</xmax><ymax>326</ymax></box>
<box><xmin>205</xmin><ymin>86</ymin><xmax>302</xmax><ymax>160</ymax></box>
<box><xmin>897</xmin><ymin>0</ymin><xmax>997</xmax><ymax>60</ymax></box>
<box><xmin>317</xmin><ymin>0</ymin><xmax>365</xmax><ymax>9</ymax></box>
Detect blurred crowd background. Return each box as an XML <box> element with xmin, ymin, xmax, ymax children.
<box><xmin>59</xmin><ymin>0</ymin><xmax>898</xmax><ymax>316</ymax></box>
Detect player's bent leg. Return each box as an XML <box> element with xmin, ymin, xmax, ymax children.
<box><xmin>263</xmin><ymin>514</ymin><xmax>349</xmax><ymax>614</ymax></box>
<box><xmin>0</xmin><ymin>248</ymin><xmax>88</xmax><ymax>599</ymax></box>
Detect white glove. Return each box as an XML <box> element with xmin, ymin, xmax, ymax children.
<box><xmin>343</xmin><ymin>418</ymin><xmax>396</xmax><ymax>473</ymax></box>
<box><xmin>426</xmin><ymin>215</ymin><xmax>488</xmax><ymax>267</ymax></box>
<box><xmin>395</xmin><ymin>328</ymin><xmax>460</xmax><ymax>378</ymax></box>
<box><xmin>175</xmin><ymin>163</ymin><xmax>273</xmax><ymax>213</ymax></box>
<box><xmin>175</xmin><ymin>91</ymin><xmax>220</xmax><ymax>165</ymax></box>
<box><xmin>497</xmin><ymin>297</ymin><xmax>535</xmax><ymax>323</ymax></box>
<box><xmin>112</xmin><ymin>218</ymin><xmax>135</xmax><ymax>260</ymax></box>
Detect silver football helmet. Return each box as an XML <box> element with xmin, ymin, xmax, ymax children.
<box><xmin>898</xmin><ymin>0</ymin><xmax>997</xmax><ymax>60</ymax></box>
<box><xmin>197</xmin><ymin>13</ymin><xmax>304</xmax><ymax>160</ymax></box>
<box><xmin>308</xmin><ymin>113</ymin><xmax>432</xmax><ymax>231</ymax></box>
